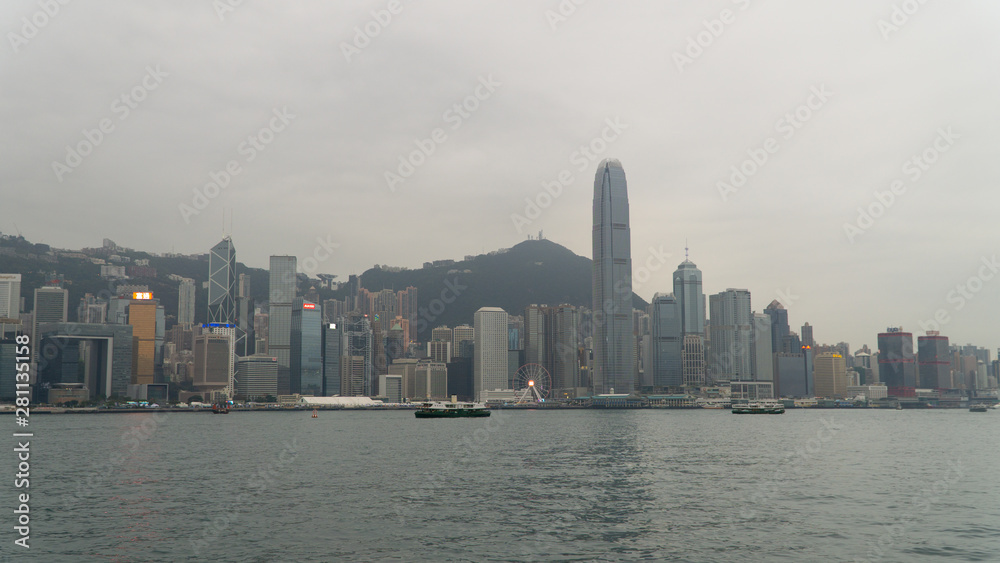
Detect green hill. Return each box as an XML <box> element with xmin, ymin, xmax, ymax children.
<box><xmin>0</xmin><ymin>236</ymin><xmax>647</xmax><ymax>337</ymax></box>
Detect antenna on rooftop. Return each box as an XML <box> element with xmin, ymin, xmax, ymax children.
<box><xmin>685</xmin><ymin>238</ymin><xmax>689</xmax><ymax>260</ymax></box>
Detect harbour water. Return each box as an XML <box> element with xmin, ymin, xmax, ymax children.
<box><xmin>4</xmin><ymin>409</ymin><xmax>999</xmax><ymax>562</ymax></box>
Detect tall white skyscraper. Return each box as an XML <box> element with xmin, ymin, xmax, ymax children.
<box><xmin>178</xmin><ymin>278</ymin><xmax>196</xmax><ymax>325</ymax></box>
<box><xmin>0</xmin><ymin>274</ymin><xmax>21</xmax><ymax>319</ymax></box>
<box><xmin>592</xmin><ymin>158</ymin><xmax>633</xmax><ymax>395</ymax></box>
<box><xmin>474</xmin><ymin>307</ymin><xmax>508</xmax><ymax>401</ymax></box>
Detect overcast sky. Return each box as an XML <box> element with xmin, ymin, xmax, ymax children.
<box><xmin>2</xmin><ymin>1</ymin><xmax>999</xmax><ymax>353</ymax></box>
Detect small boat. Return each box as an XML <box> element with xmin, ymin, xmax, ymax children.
<box><xmin>212</xmin><ymin>402</ymin><xmax>230</xmax><ymax>414</ymax></box>
<box><xmin>311</xmin><ymin>409</ymin><xmax>319</xmax><ymax>418</ymax></box>
<box><xmin>415</xmin><ymin>401</ymin><xmax>491</xmax><ymax>418</ymax></box>
<box><xmin>969</xmin><ymin>404</ymin><xmax>988</xmax><ymax>412</ymax></box>
<box><xmin>701</xmin><ymin>403</ymin><xmax>724</xmax><ymax>409</ymax></box>
<box><xmin>732</xmin><ymin>401</ymin><xmax>785</xmax><ymax>414</ymax></box>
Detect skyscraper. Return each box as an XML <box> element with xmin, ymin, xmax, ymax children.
<box><xmin>128</xmin><ymin>294</ymin><xmax>158</xmax><ymax>385</ymax></box>
<box><xmin>751</xmin><ymin>312</ymin><xmax>773</xmax><ymax>382</ymax></box>
<box><xmin>178</xmin><ymin>279</ymin><xmax>196</xmax><ymax>325</ymax></box>
<box><xmin>208</xmin><ymin>237</ymin><xmax>237</xmax><ymax>324</ymax></box>
<box><xmin>764</xmin><ymin>300</ymin><xmax>790</xmax><ymax>354</ymax></box>
<box><xmin>0</xmin><ymin>274</ymin><xmax>21</xmax><ymax>319</ymax></box>
<box><xmin>452</xmin><ymin>324</ymin><xmax>474</xmax><ymax>359</ymax></box>
<box><xmin>322</xmin><ymin>320</ymin><xmax>343</xmax><ymax>396</ymax></box>
<box><xmin>268</xmin><ymin>255</ymin><xmax>297</xmax><ymax>395</ymax></box>
<box><xmin>708</xmin><ymin>289</ymin><xmax>753</xmax><ymax>381</ymax></box>
<box><xmin>397</xmin><ymin>286</ymin><xmax>418</xmax><ymax>343</ymax></box>
<box><xmin>591</xmin><ymin>158</ymin><xmax>633</xmax><ymax>395</ymax></box>
<box><xmin>814</xmin><ymin>352</ymin><xmax>848</xmax><ymax>398</ymax></box>
<box><xmin>290</xmin><ymin>299</ymin><xmax>322</xmax><ymax>395</ymax></box>
<box><xmin>474</xmin><ymin>307</ymin><xmax>508</xmax><ymax>401</ymax></box>
<box><xmin>918</xmin><ymin>332</ymin><xmax>951</xmax><ymax>388</ymax></box>
<box><xmin>801</xmin><ymin>322</ymin><xmax>814</xmax><ymax>348</ymax></box>
<box><xmin>32</xmin><ymin>285</ymin><xmax>68</xmax><ymax>365</ymax></box>
<box><xmin>878</xmin><ymin>328</ymin><xmax>916</xmax><ymax>391</ymax></box>
<box><xmin>648</xmin><ymin>293</ymin><xmax>682</xmax><ymax>388</ymax></box>
<box><xmin>672</xmin><ymin>258</ymin><xmax>704</xmax><ymax>336</ymax></box>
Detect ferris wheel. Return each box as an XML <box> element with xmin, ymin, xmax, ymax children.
<box><xmin>513</xmin><ymin>363</ymin><xmax>551</xmax><ymax>404</ymax></box>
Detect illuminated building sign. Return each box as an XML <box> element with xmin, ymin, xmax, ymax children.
<box><xmin>303</xmin><ymin>303</ymin><xmax>316</xmax><ymax>310</ymax></box>
<box><xmin>329</xmin><ymin>323</ymin><xmax>337</xmax><ymax>329</ymax></box>
<box><xmin>132</xmin><ymin>292</ymin><xmax>152</xmax><ymax>300</ymax></box>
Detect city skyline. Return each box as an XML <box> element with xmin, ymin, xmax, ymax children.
<box><xmin>2</xmin><ymin>2</ymin><xmax>999</xmax><ymax>356</ymax></box>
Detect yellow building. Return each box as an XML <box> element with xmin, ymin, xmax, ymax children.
<box><xmin>129</xmin><ymin>296</ymin><xmax>158</xmax><ymax>385</ymax></box>
<box><xmin>814</xmin><ymin>352</ymin><xmax>847</xmax><ymax>398</ymax></box>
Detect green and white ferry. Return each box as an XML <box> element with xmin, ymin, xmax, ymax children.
<box><xmin>414</xmin><ymin>401</ymin><xmax>491</xmax><ymax>418</ymax></box>
<box><xmin>732</xmin><ymin>400</ymin><xmax>785</xmax><ymax>414</ymax></box>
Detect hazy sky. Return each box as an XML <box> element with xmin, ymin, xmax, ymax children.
<box><xmin>3</xmin><ymin>1</ymin><xmax>999</xmax><ymax>353</ymax></box>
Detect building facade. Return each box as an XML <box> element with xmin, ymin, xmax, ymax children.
<box><xmin>591</xmin><ymin>158</ymin><xmax>634</xmax><ymax>395</ymax></box>
<box><xmin>208</xmin><ymin>237</ymin><xmax>237</xmax><ymax>324</ymax></box>
<box><xmin>474</xmin><ymin>307</ymin><xmax>508</xmax><ymax>401</ymax></box>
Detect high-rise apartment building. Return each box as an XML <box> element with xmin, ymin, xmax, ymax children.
<box><xmin>178</xmin><ymin>279</ymin><xmax>196</xmax><ymax>325</ymax></box>
<box><xmin>0</xmin><ymin>274</ymin><xmax>21</xmax><ymax>319</ymax></box>
<box><xmin>591</xmin><ymin>158</ymin><xmax>633</xmax><ymax>395</ymax></box>
<box><xmin>397</xmin><ymin>286</ymin><xmax>418</xmax><ymax>343</ymax></box>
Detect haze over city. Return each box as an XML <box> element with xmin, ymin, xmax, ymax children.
<box><xmin>3</xmin><ymin>0</ymin><xmax>999</xmax><ymax>353</ymax></box>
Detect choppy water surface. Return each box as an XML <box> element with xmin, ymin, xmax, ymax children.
<box><xmin>3</xmin><ymin>409</ymin><xmax>999</xmax><ymax>562</ymax></box>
